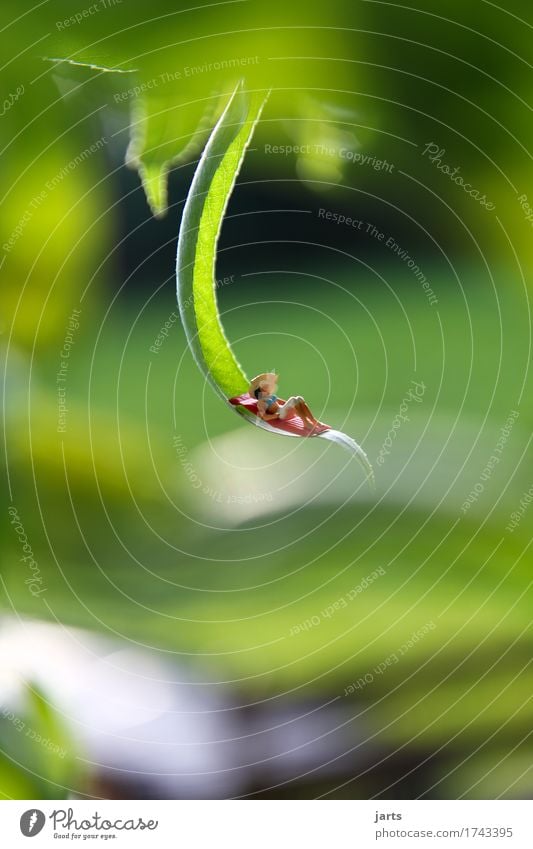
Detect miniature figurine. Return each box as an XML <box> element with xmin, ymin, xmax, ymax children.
<box><xmin>227</xmin><ymin>373</ymin><xmax>374</xmax><ymax>482</ymax></box>
<box><xmin>227</xmin><ymin>372</ymin><xmax>329</xmax><ymax>436</ymax></box>
<box><xmin>250</xmin><ymin>372</ymin><xmax>322</xmax><ymax>430</ymax></box>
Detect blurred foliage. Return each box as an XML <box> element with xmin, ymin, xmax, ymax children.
<box><xmin>0</xmin><ymin>0</ymin><xmax>532</xmax><ymax>223</ymax></box>
<box><xmin>2</xmin><ymin>276</ymin><xmax>532</xmax><ymax>798</ymax></box>
<box><xmin>0</xmin><ymin>686</ymin><xmax>81</xmax><ymax>799</ymax></box>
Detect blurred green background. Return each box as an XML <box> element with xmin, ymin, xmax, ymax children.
<box><xmin>1</xmin><ymin>0</ymin><xmax>532</xmax><ymax>800</ymax></box>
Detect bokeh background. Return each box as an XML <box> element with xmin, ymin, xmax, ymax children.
<box><xmin>1</xmin><ymin>0</ymin><xmax>532</xmax><ymax>800</ymax></box>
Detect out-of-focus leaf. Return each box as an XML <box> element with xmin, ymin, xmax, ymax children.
<box><xmin>126</xmin><ymin>89</ymin><xmax>224</xmax><ymax>218</ymax></box>
<box><xmin>0</xmin><ymin>684</ymin><xmax>81</xmax><ymax>799</ymax></box>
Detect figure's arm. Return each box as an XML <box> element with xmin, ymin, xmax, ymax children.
<box><xmin>257</xmin><ymin>400</ymin><xmax>279</xmax><ymax>421</ymax></box>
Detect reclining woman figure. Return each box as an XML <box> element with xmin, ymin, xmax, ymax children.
<box><xmin>249</xmin><ymin>372</ymin><xmax>322</xmax><ymax>433</ymax></box>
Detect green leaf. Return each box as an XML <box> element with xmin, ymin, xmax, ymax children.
<box><xmin>126</xmin><ymin>91</ymin><xmax>223</xmax><ymax>218</ymax></box>
<box><xmin>176</xmin><ymin>82</ymin><xmax>374</xmax><ymax>487</ymax></box>
<box><xmin>176</xmin><ymin>82</ymin><xmax>265</xmax><ymax>398</ymax></box>
<box><xmin>0</xmin><ymin>684</ymin><xmax>81</xmax><ymax>799</ymax></box>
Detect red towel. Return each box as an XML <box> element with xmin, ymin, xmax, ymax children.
<box><xmin>228</xmin><ymin>393</ymin><xmax>330</xmax><ymax>436</ymax></box>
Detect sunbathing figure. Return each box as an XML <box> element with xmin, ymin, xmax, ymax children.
<box><xmin>229</xmin><ymin>373</ymin><xmax>330</xmax><ymax>436</ymax></box>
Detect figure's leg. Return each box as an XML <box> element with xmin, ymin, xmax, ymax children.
<box><xmin>277</xmin><ymin>397</ymin><xmax>298</xmax><ymax>419</ymax></box>
<box><xmin>294</xmin><ymin>398</ymin><xmax>319</xmax><ymax>427</ymax></box>
<box><xmin>279</xmin><ymin>396</ymin><xmax>319</xmax><ymax>429</ymax></box>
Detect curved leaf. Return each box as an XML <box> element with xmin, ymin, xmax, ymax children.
<box><xmin>320</xmin><ymin>429</ymin><xmax>375</xmax><ymax>489</ymax></box>
<box><xmin>176</xmin><ymin>82</ymin><xmax>263</xmax><ymax>398</ymax></box>
<box><xmin>176</xmin><ymin>83</ymin><xmax>374</xmax><ymax>488</ymax></box>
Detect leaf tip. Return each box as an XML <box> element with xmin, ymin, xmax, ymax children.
<box><xmin>139</xmin><ymin>163</ymin><xmax>169</xmax><ymax>218</ymax></box>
